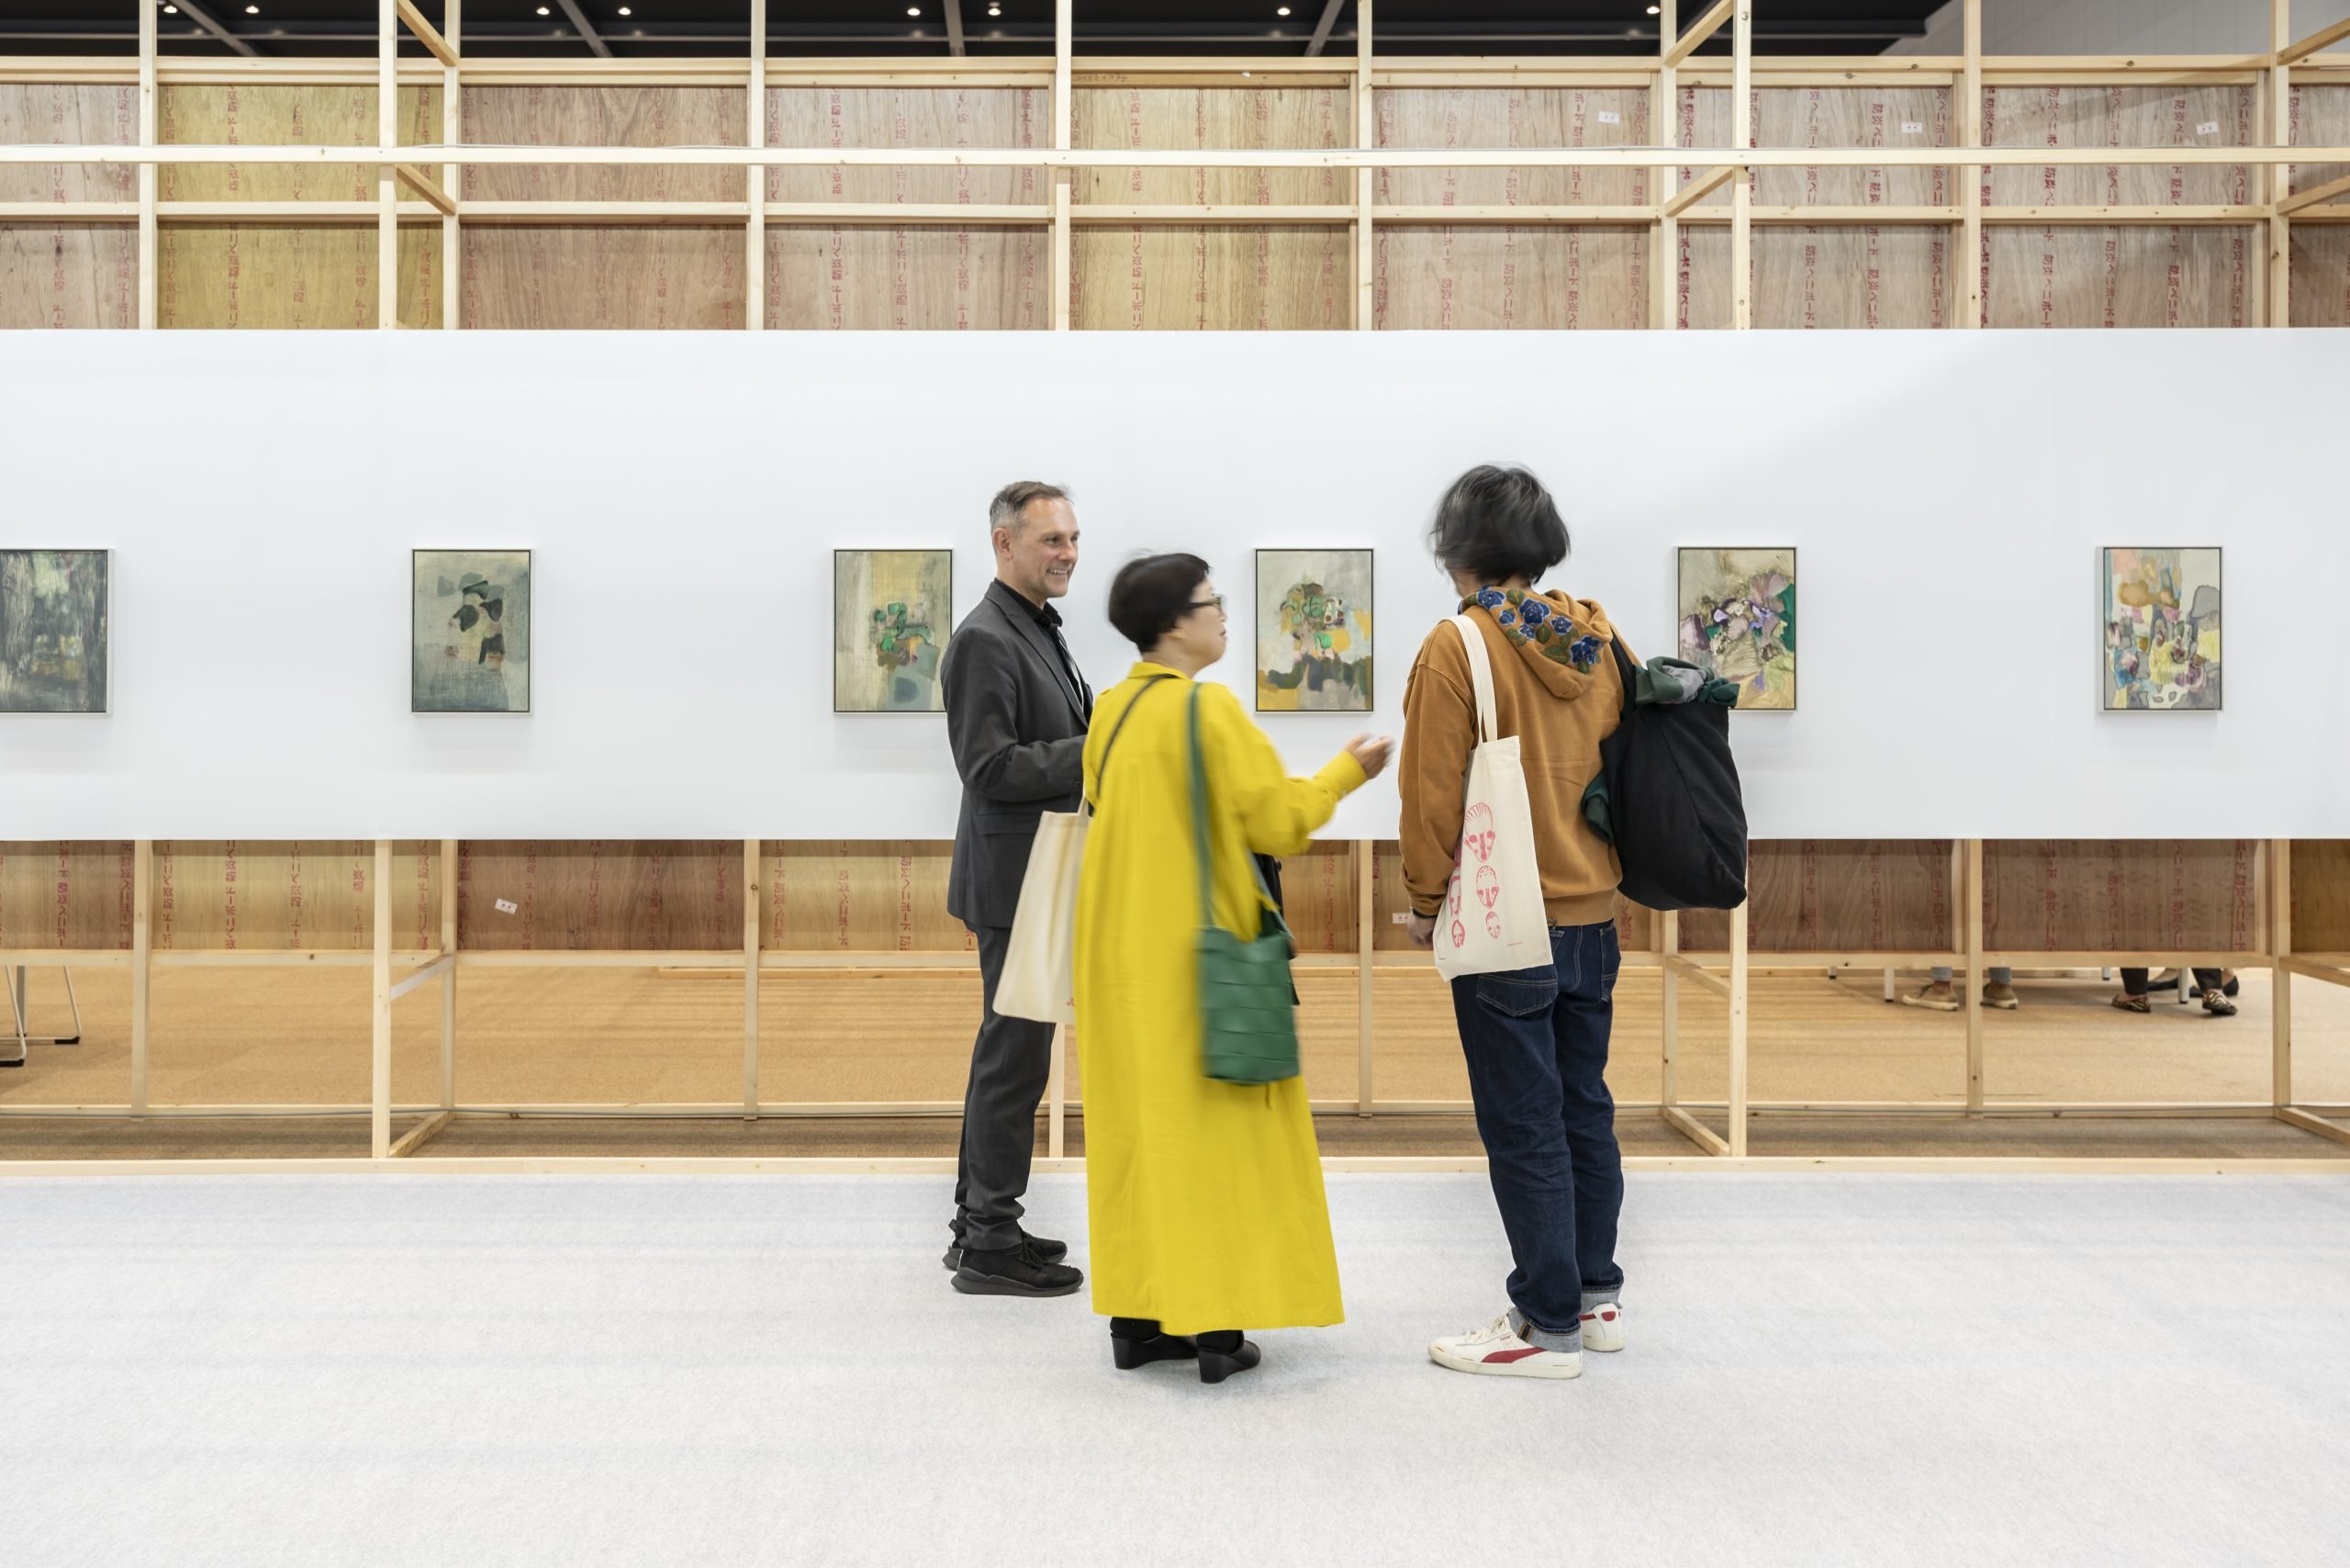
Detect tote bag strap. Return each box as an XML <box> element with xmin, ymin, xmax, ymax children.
<box><xmin>1449</xmin><ymin>612</ymin><xmax>1502</xmax><ymax>746</ymax></box>
<box><xmin>1187</xmin><ymin>684</ymin><xmax>1281</xmax><ymax>932</ymax></box>
<box><xmin>1085</xmin><ymin>674</ymin><xmax>1171</xmax><ymax>812</ymax></box>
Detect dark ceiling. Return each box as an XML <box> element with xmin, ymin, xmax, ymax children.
<box><xmin>3</xmin><ymin>3</ymin><xmax>1950</xmax><ymax>60</ymax></box>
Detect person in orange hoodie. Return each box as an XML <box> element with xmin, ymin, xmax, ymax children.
<box><xmin>1400</xmin><ymin>465</ymin><xmax>1632</xmax><ymax>1383</ymax></box>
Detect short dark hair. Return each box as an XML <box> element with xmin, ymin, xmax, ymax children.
<box><xmin>1107</xmin><ymin>553</ymin><xmax>1212</xmax><ymax>654</ymax></box>
<box><xmin>989</xmin><ymin>480</ymin><xmax>1070</xmax><ymax>536</ymax></box>
<box><xmin>1427</xmin><ymin>465</ymin><xmax>1570</xmax><ymax>585</ymax></box>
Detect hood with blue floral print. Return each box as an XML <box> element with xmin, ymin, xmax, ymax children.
<box><xmin>1461</xmin><ymin>586</ymin><xmax>1616</xmax><ymax>701</ymax></box>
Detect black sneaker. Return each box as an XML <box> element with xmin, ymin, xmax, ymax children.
<box><xmin>952</xmin><ymin>1241</ymin><xmax>1083</xmax><ymax>1297</ymax></box>
<box><xmin>943</xmin><ymin>1230</ymin><xmax>1069</xmax><ymax>1271</ymax></box>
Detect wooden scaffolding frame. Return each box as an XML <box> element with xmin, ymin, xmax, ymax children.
<box><xmin>2</xmin><ymin>0</ymin><xmax>2348</xmax><ymax>329</ymax></box>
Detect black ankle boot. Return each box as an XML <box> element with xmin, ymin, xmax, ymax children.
<box><xmin>1109</xmin><ymin>1318</ymin><xmax>1198</xmax><ymax>1370</ymax></box>
<box><xmin>1195</xmin><ymin>1329</ymin><xmax>1260</xmax><ymax>1384</ymax></box>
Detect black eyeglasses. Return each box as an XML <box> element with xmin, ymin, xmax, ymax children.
<box><xmin>1189</xmin><ymin>595</ymin><xmax>1225</xmax><ymax>612</ymax></box>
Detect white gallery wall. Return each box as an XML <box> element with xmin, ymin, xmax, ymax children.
<box><xmin>0</xmin><ymin>330</ymin><xmax>2343</xmax><ymax>840</ymax></box>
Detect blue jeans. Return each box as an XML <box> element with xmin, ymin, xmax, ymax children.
<box><xmin>1448</xmin><ymin>921</ymin><xmax>1625</xmax><ymax>1350</ymax></box>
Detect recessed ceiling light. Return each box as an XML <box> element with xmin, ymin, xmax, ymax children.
<box><xmin>1276</xmin><ymin>5</ymin><xmax>1291</xmax><ymax>13</ymax></box>
<box><xmin>616</xmin><ymin>4</ymin><xmax>631</xmax><ymax>12</ymax></box>
<box><xmin>987</xmin><ymin>3</ymin><xmax>1001</xmax><ymax>13</ymax></box>
<box><xmin>1648</xmin><ymin>5</ymin><xmax>1662</xmax><ymax>13</ymax></box>
<box><xmin>536</xmin><ymin>4</ymin><xmax>549</xmax><ymax>12</ymax></box>
<box><xmin>242</xmin><ymin>3</ymin><xmax>257</xmax><ymax>11</ymax></box>
<box><xmin>908</xmin><ymin>5</ymin><xmax>921</xmax><ymax>14</ymax></box>
<box><xmin>162</xmin><ymin>3</ymin><xmax>176</xmax><ymax>10</ymax></box>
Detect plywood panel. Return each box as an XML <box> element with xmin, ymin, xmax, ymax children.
<box><xmin>462</xmin><ymin>86</ymin><xmax>745</xmax><ymax>203</ymax></box>
<box><xmin>1375</xmin><ymin>87</ymin><xmax>1653</xmax><ymax>207</ymax></box>
<box><xmin>461</xmin><ymin>225</ymin><xmax>743</xmax><ymax>329</ymax></box>
<box><xmin>1984</xmin><ymin>223</ymin><xmax>2256</xmax><ymax>329</ymax></box>
<box><xmin>766</xmin><ymin>86</ymin><xmax>1046</xmax><ymax>206</ymax></box>
<box><xmin>1983</xmin><ymin>84</ymin><xmax>2260</xmax><ymax>207</ymax></box>
<box><xmin>1982</xmin><ymin>839</ymin><xmax>2262</xmax><ymax>953</ymax></box>
<box><xmin>1675</xmin><ymin>87</ymin><xmax>1954</xmax><ymax>210</ymax></box>
<box><xmin>2291</xmin><ymin>840</ymin><xmax>2350</xmax><ymax>954</ymax></box>
<box><xmin>2292</xmin><ymin>225</ymin><xmax>2350</xmax><ymax>328</ymax></box>
<box><xmin>159</xmin><ymin>223</ymin><xmax>442</xmax><ymax>329</ymax></box>
<box><xmin>765</xmin><ymin>224</ymin><xmax>1044</xmax><ymax>330</ymax></box>
<box><xmin>0</xmin><ymin>841</ymin><xmax>139</xmax><ymax>951</ymax></box>
<box><xmin>0</xmin><ymin>84</ymin><xmax>138</xmax><ymax>202</ymax></box>
<box><xmin>1277</xmin><ymin>839</ymin><xmax>1360</xmax><ymax>956</ymax></box>
<box><xmin>1679</xmin><ymin>224</ymin><xmax>1949</xmax><ymax>330</ymax></box>
<box><xmin>458</xmin><ymin>841</ymin><xmax>740</xmax><ymax>952</ymax></box>
<box><xmin>159</xmin><ymin>84</ymin><xmax>440</xmax><ymax>202</ymax></box>
<box><xmin>761</xmin><ymin>841</ymin><xmax>970</xmax><ymax>953</ymax></box>
<box><xmin>1069</xmin><ymin>223</ymin><xmax>1348</xmax><ymax>330</ymax></box>
<box><xmin>0</xmin><ymin>223</ymin><xmax>137</xmax><ymax>329</ymax></box>
<box><xmin>1374</xmin><ymin>225</ymin><xmax>1648</xmax><ymax>330</ymax></box>
<box><xmin>151</xmin><ymin>840</ymin><xmax>437</xmax><ymax>951</ymax></box>
<box><xmin>2290</xmin><ymin>84</ymin><xmax>2350</xmax><ymax>204</ymax></box>
<box><xmin>1073</xmin><ymin>87</ymin><xmax>1349</xmax><ymax>207</ymax></box>
<box><xmin>1682</xmin><ymin>840</ymin><xmax>1956</xmax><ymax>953</ymax></box>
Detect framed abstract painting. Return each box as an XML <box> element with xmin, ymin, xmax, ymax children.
<box><xmin>1255</xmin><ymin>547</ymin><xmax>1373</xmax><ymax>712</ymax></box>
<box><xmin>0</xmin><ymin>548</ymin><xmax>109</xmax><ymax>714</ymax></box>
<box><xmin>2101</xmin><ymin>546</ymin><xmax>2220</xmax><ymax>711</ymax></box>
<box><xmin>835</xmin><ymin>548</ymin><xmax>953</xmax><ymax>713</ymax></box>
<box><xmin>413</xmin><ymin>549</ymin><xmax>532</xmax><ymax>714</ymax></box>
<box><xmin>1677</xmin><ymin>547</ymin><xmax>1796</xmax><ymax>711</ymax></box>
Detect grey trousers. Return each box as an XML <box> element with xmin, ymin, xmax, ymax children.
<box><xmin>952</xmin><ymin>924</ymin><xmax>1057</xmax><ymax>1252</ymax></box>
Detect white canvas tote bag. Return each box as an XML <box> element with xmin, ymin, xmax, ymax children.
<box><xmin>1433</xmin><ymin>612</ymin><xmax>1552</xmax><ymax>981</ymax></box>
<box><xmin>993</xmin><ymin>806</ymin><xmax>1085</xmax><ymax>1025</ymax></box>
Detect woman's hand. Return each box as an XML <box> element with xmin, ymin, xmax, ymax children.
<box><xmin>1342</xmin><ymin>734</ymin><xmax>1395</xmax><ymax>780</ymax></box>
<box><xmin>1406</xmin><ymin>912</ymin><xmax>1438</xmax><ymax>948</ymax></box>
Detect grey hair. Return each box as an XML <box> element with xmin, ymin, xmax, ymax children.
<box><xmin>988</xmin><ymin>480</ymin><xmax>1071</xmax><ymax>537</ymax></box>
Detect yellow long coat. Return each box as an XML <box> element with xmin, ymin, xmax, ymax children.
<box><xmin>1075</xmin><ymin>663</ymin><xmax>1367</xmax><ymax>1334</ymax></box>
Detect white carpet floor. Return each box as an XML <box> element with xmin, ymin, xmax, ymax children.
<box><xmin>5</xmin><ymin>1172</ymin><xmax>2348</xmax><ymax>1568</ymax></box>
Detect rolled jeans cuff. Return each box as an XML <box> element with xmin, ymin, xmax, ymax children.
<box><xmin>1508</xmin><ymin>1308</ymin><xmax>1583</xmax><ymax>1354</ymax></box>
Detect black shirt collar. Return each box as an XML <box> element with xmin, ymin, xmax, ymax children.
<box><xmin>992</xmin><ymin>578</ymin><xmax>1061</xmax><ymax>630</ymax></box>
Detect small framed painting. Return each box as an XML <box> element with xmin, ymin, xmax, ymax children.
<box><xmin>1255</xmin><ymin>547</ymin><xmax>1373</xmax><ymax>712</ymax></box>
<box><xmin>414</xmin><ymin>549</ymin><xmax>532</xmax><ymax>714</ymax></box>
<box><xmin>2102</xmin><ymin>546</ymin><xmax>2221</xmax><ymax>711</ymax></box>
<box><xmin>836</xmin><ymin>548</ymin><xmax>953</xmax><ymax>713</ymax></box>
<box><xmin>0</xmin><ymin>548</ymin><xmax>110</xmax><ymax>714</ymax></box>
<box><xmin>1677</xmin><ymin>546</ymin><xmax>1796</xmax><ymax>711</ymax></box>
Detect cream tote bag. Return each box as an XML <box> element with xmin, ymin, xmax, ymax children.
<box><xmin>1433</xmin><ymin>613</ymin><xmax>1552</xmax><ymax>981</ymax></box>
<box><xmin>994</xmin><ymin>807</ymin><xmax>1085</xmax><ymax>1025</ymax></box>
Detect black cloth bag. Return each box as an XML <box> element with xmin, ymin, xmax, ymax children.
<box><xmin>1595</xmin><ymin>637</ymin><xmax>1749</xmax><ymax>911</ymax></box>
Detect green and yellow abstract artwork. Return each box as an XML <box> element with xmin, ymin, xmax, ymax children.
<box><xmin>835</xmin><ymin>548</ymin><xmax>952</xmax><ymax>713</ymax></box>
<box><xmin>1256</xmin><ymin>548</ymin><xmax>1372</xmax><ymax>713</ymax></box>
<box><xmin>1678</xmin><ymin>546</ymin><xmax>1796</xmax><ymax>711</ymax></box>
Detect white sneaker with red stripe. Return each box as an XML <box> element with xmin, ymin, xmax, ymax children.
<box><xmin>1580</xmin><ymin>1302</ymin><xmax>1625</xmax><ymax>1352</ymax></box>
<box><xmin>1427</xmin><ymin>1311</ymin><xmax>1583</xmax><ymax>1380</ymax></box>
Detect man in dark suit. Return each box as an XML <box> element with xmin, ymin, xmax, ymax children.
<box><xmin>940</xmin><ymin>481</ymin><xmax>1092</xmax><ymax>1297</ymax></box>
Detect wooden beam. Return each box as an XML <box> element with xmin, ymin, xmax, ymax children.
<box><xmin>2269</xmin><ymin>0</ymin><xmax>2292</xmax><ymax>326</ymax></box>
<box><xmin>1964</xmin><ymin>838</ymin><xmax>1986</xmax><ymax>1113</ymax></box>
<box><xmin>1659</xmin><ymin>910</ymin><xmax>1680</xmax><ymax>1104</ymax></box>
<box><xmin>395</xmin><ymin>0</ymin><xmax>458</xmax><ymax>68</ymax></box>
<box><xmin>1356</xmin><ymin>0</ymin><xmax>1374</xmax><ymax>330</ymax></box>
<box><xmin>165</xmin><ymin>0</ymin><xmax>258</xmax><ymax>60</ymax></box>
<box><xmin>1356</xmin><ymin>841</ymin><xmax>1374</xmax><ymax>1114</ymax></box>
<box><xmin>441</xmin><ymin>0</ymin><xmax>461</xmax><ymax>330</ymax></box>
<box><xmin>1727</xmin><ymin>898</ymin><xmax>1749</xmax><ymax>1157</ymax></box>
<box><xmin>1663</xmin><ymin>1104</ymin><xmax>1730</xmax><ymax>1158</ymax></box>
<box><xmin>1654</xmin><ymin>0</ymin><xmax>1679</xmax><ymax>330</ymax></box>
<box><xmin>1729</xmin><ymin>4</ymin><xmax>1751</xmax><ymax>330</ymax></box>
<box><xmin>395</xmin><ymin>162</ymin><xmax>455</xmax><ymax>215</ymax></box>
<box><xmin>2273</xmin><ymin>839</ymin><xmax>2293</xmax><ymax>1109</ymax></box>
<box><xmin>387</xmin><ymin>1109</ymin><xmax>453</xmax><ymax>1159</ymax></box>
<box><xmin>2277</xmin><ymin>1107</ymin><xmax>2350</xmax><ymax>1149</ymax></box>
<box><xmin>1959</xmin><ymin>0</ymin><xmax>1983</xmax><ymax>330</ymax></box>
<box><xmin>138</xmin><ymin>0</ymin><xmax>156</xmax><ymax>331</ymax></box>
<box><xmin>744</xmin><ymin>839</ymin><xmax>762</xmax><ymax>1118</ymax></box>
<box><xmin>747</xmin><ymin>0</ymin><xmax>767</xmax><ymax>331</ymax></box>
<box><xmin>1663</xmin><ymin>0</ymin><xmax>1735</xmax><ymax>69</ymax></box>
<box><xmin>1051</xmin><ymin>0</ymin><xmax>1071</xmax><ymax>331</ymax></box>
<box><xmin>371</xmin><ymin>839</ymin><xmax>393</xmax><ymax>1159</ymax></box>
<box><xmin>129</xmin><ymin>842</ymin><xmax>151</xmax><ymax>1115</ymax></box>
<box><xmin>552</xmin><ymin>0</ymin><xmax>613</xmax><ymax>61</ymax></box>
<box><xmin>1664</xmin><ymin>162</ymin><xmax>1739</xmax><ymax>217</ymax></box>
<box><xmin>441</xmin><ymin>837</ymin><xmax>458</xmax><ymax>1106</ymax></box>
<box><xmin>378</xmin><ymin>0</ymin><xmax>397</xmax><ymax>330</ymax></box>
<box><xmin>1305</xmin><ymin>0</ymin><xmax>1347</xmax><ymax>59</ymax></box>
<box><xmin>2278</xmin><ymin>170</ymin><xmax>2350</xmax><ymax>215</ymax></box>
<box><xmin>2278</xmin><ymin>16</ymin><xmax>2350</xmax><ymax>66</ymax></box>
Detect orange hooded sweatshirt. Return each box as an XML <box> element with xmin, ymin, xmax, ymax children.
<box><xmin>1397</xmin><ymin>588</ymin><xmax>1628</xmax><ymax>928</ymax></box>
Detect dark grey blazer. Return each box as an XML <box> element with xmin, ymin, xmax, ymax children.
<box><xmin>942</xmin><ymin>580</ymin><xmax>1092</xmax><ymax>931</ymax></box>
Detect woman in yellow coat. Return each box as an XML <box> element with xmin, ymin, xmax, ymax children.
<box><xmin>1076</xmin><ymin>553</ymin><xmax>1393</xmax><ymax>1384</ymax></box>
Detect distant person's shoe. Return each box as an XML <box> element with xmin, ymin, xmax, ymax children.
<box><xmin>2112</xmin><ymin>992</ymin><xmax>2152</xmax><ymax>1014</ymax></box>
<box><xmin>2201</xmin><ymin>991</ymin><xmax>2238</xmax><ymax>1018</ymax></box>
<box><xmin>952</xmin><ymin>1241</ymin><xmax>1082</xmax><ymax>1297</ymax></box>
<box><xmin>1578</xmin><ymin>1303</ymin><xmax>1626</xmax><ymax>1352</ymax></box>
<box><xmin>1111</xmin><ymin>1321</ymin><xmax>1200</xmax><ymax>1370</ymax></box>
<box><xmin>1428</xmin><ymin>1311</ymin><xmax>1583</xmax><ymax>1380</ymax></box>
<box><xmin>1983</xmin><ymin>982</ymin><xmax>2020</xmax><ymax>1010</ymax></box>
<box><xmin>1900</xmin><ymin>981</ymin><xmax>1960</xmax><ymax>1013</ymax></box>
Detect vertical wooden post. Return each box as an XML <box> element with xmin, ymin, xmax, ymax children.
<box><xmin>1659</xmin><ymin>908</ymin><xmax>1680</xmax><ymax>1108</ymax></box>
<box><xmin>137</xmin><ymin>0</ymin><xmax>156</xmax><ymax>330</ymax></box>
<box><xmin>1356</xmin><ymin>839</ymin><xmax>1374</xmax><ymax>1114</ymax></box>
<box><xmin>2267</xmin><ymin>0</ymin><xmax>2292</xmax><ymax>327</ymax></box>
<box><xmin>1964</xmin><ymin>837</ymin><xmax>1985</xmax><ymax>1114</ymax></box>
<box><xmin>442</xmin><ymin>0</ymin><xmax>461</xmax><ymax>330</ymax></box>
<box><xmin>1050</xmin><ymin>0</ymin><xmax>1072</xmax><ymax>330</ymax></box>
<box><xmin>1957</xmin><ymin>0</ymin><xmax>1983</xmax><ymax>330</ymax></box>
<box><xmin>2272</xmin><ymin>838</ymin><xmax>2293</xmax><ymax>1109</ymax></box>
<box><xmin>371</xmin><ymin>838</ymin><xmax>393</xmax><ymax>1158</ymax></box>
<box><xmin>746</xmin><ymin>0</ymin><xmax>767</xmax><ymax>330</ymax></box>
<box><xmin>378</xmin><ymin>0</ymin><xmax>398</xmax><ymax>330</ymax></box>
<box><xmin>439</xmin><ymin>836</ymin><xmax>458</xmax><ymax>1108</ymax></box>
<box><xmin>1354</xmin><ymin>0</ymin><xmax>1374</xmax><ymax>330</ymax></box>
<box><xmin>1652</xmin><ymin>0</ymin><xmax>1677</xmax><ymax>330</ymax></box>
<box><xmin>1729</xmin><ymin>5</ymin><xmax>1751</xmax><ymax>329</ymax></box>
<box><xmin>1727</xmin><ymin>898</ymin><xmax>1748</xmax><ymax>1157</ymax></box>
<box><xmin>129</xmin><ymin>840</ymin><xmax>151</xmax><ymax>1114</ymax></box>
<box><xmin>743</xmin><ymin>838</ymin><xmax>761</xmax><ymax>1118</ymax></box>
